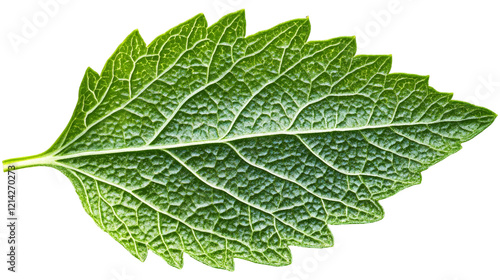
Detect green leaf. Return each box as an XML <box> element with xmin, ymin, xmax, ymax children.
<box><xmin>3</xmin><ymin>10</ymin><xmax>496</xmax><ymax>270</ymax></box>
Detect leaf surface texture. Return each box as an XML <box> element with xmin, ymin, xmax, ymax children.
<box><xmin>4</xmin><ymin>10</ymin><xmax>496</xmax><ymax>270</ymax></box>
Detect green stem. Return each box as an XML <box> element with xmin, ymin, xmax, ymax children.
<box><xmin>2</xmin><ymin>153</ymin><xmax>53</xmax><ymax>172</ymax></box>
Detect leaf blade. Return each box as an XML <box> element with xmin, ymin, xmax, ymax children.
<box><xmin>2</xmin><ymin>10</ymin><xmax>496</xmax><ymax>269</ymax></box>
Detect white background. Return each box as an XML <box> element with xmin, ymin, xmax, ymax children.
<box><xmin>1</xmin><ymin>0</ymin><xmax>499</xmax><ymax>279</ymax></box>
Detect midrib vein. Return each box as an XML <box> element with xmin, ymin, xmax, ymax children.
<box><xmin>51</xmin><ymin>116</ymin><xmax>490</xmax><ymax>161</ymax></box>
